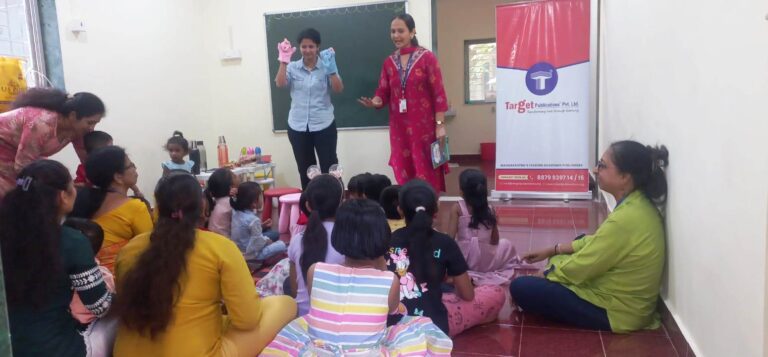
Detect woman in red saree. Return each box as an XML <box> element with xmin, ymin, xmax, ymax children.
<box><xmin>359</xmin><ymin>14</ymin><xmax>449</xmax><ymax>192</ymax></box>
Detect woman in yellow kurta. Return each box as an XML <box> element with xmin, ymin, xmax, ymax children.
<box><xmin>113</xmin><ymin>173</ymin><xmax>296</xmax><ymax>356</ymax></box>
<box><xmin>511</xmin><ymin>140</ymin><xmax>669</xmax><ymax>333</ymax></box>
<box><xmin>70</xmin><ymin>146</ymin><xmax>152</xmax><ymax>273</ymax></box>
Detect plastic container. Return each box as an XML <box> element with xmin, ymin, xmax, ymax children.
<box><xmin>197</xmin><ymin>141</ymin><xmax>207</xmax><ymax>171</ymax></box>
<box><xmin>217</xmin><ymin>136</ymin><xmax>229</xmax><ymax>167</ymax></box>
<box><xmin>189</xmin><ymin>141</ymin><xmax>201</xmax><ymax>174</ymax></box>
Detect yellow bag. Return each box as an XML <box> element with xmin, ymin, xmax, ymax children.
<box><xmin>0</xmin><ymin>57</ymin><xmax>28</xmax><ymax>113</ymax></box>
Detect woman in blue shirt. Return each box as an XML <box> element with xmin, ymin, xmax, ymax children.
<box><xmin>275</xmin><ymin>28</ymin><xmax>344</xmax><ymax>189</ymax></box>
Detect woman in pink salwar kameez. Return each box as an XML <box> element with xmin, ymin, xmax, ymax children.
<box><xmin>0</xmin><ymin>88</ymin><xmax>105</xmax><ymax>200</ymax></box>
<box><xmin>359</xmin><ymin>14</ymin><xmax>449</xmax><ymax>192</ymax></box>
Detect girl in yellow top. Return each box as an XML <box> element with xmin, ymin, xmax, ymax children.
<box><xmin>113</xmin><ymin>173</ymin><xmax>296</xmax><ymax>356</ymax></box>
<box><xmin>511</xmin><ymin>140</ymin><xmax>669</xmax><ymax>333</ymax></box>
<box><xmin>70</xmin><ymin>146</ymin><xmax>153</xmax><ymax>273</ymax></box>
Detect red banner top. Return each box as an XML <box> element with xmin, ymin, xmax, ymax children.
<box><xmin>496</xmin><ymin>0</ymin><xmax>590</xmax><ymax>69</ymax></box>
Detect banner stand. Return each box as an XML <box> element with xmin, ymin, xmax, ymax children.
<box><xmin>491</xmin><ymin>189</ymin><xmax>592</xmax><ymax>201</ymax></box>
<box><xmin>493</xmin><ymin>0</ymin><xmax>592</xmax><ymax>200</ymax></box>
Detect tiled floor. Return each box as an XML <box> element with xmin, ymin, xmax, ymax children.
<box><xmin>263</xmin><ymin>157</ymin><xmax>685</xmax><ymax>356</ymax></box>
<box><xmin>441</xmin><ymin>157</ymin><xmax>683</xmax><ymax>357</ymax></box>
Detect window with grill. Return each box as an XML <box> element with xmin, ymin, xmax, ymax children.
<box><xmin>464</xmin><ymin>39</ymin><xmax>496</xmax><ymax>104</ymax></box>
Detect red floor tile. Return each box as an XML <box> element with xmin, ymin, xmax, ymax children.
<box><xmin>452</xmin><ymin>324</ymin><xmax>523</xmax><ymax>356</ymax></box>
<box><xmin>495</xmin><ymin>206</ymin><xmax>535</xmax><ymax>230</ymax></box>
<box><xmin>499</xmin><ymin>230</ymin><xmax>532</xmax><ymax>240</ymax></box>
<box><xmin>519</xmin><ymin>327</ymin><xmax>604</xmax><ymax>357</ymax></box>
<box><xmin>498</xmin><ymin>227</ymin><xmax>534</xmax><ymax>235</ymax></box>
<box><xmin>500</xmin><ymin>231</ymin><xmax>532</xmax><ymax>255</ymax></box>
<box><xmin>601</xmin><ymin>332</ymin><xmax>677</xmax><ymax>357</ymax></box>
<box><xmin>529</xmin><ymin>229</ymin><xmax>578</xmax><ymax>251</ymax></box>
<box><xmin>662</xmin><ymin>311</ymin><xmax>690</xmax><ymax>356</ymax></box>
<box><xmin>532</xmin><ymin>206</ymin><xmax>577</xmax><ymax>231</ymax></box>
<box><xmin>624</xmin><ymin>327</ymin><xmax>667</xmax><ymax>336</ymax></box>
<box><xmin>522</xmin><ymin>312</ymin><xmax>593</xmax><ymax>331</ymax></box>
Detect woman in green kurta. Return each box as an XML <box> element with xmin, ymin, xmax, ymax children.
<box><xmin>510</xmin><ymin>140</ymin><xmax>669</xmax><ymax>333</ymax></box>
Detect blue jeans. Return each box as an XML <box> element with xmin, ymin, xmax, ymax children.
<box><xmin>256</xmin><ymin>240</ymin><xmax>287</xmax><ymax>260</ymax></box>
<box><xmin>263</xmin><ymin>230</ymin><xmax>280</xmax><ymax>242</ymax></box>
<box><xmin>510</xmin><ymin>276</ymin><xmax>611</xmax><ymax>331</ymax></box>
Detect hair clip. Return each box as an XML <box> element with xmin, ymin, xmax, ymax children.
<box><xmin>415</xmin><ymin>206</ymin><xmax>426</xmax><ymax>212</ymax></box>
<box><xmin>16</xmin><ymin>176</ymin><xmax>32</xmax><ymax>191</ymax></box>
<box><xmin>170</xmin><ymin>210</ymin><xmax>184</xmax><ymax>220</ymax></box>
<box><xmin>651</xmin><ymin>159</ymin><xmax>665</xmax><ymax>172</ymax></box>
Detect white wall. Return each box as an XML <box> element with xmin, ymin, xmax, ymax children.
<box><xmin>50</xmin><ymin>0</ymin><xmax>213</xmax><ymax>197</ymax></box>
<box><xmin>598</xmin><ymin>1</ymin><xmax>768</xmax><ymax>356</ymax></box>
<box><xmin>51</xmin><ymin>0</ymin><xmax>433</xmax><ymax>196</ymax></box>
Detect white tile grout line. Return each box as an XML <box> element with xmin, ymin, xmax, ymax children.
<box><xmin>598</xmin><ymin>331</ymin><xmax>608</xmax><ymax>357</ymax></box>
<box><xmin>662</xmin><ymin>324</ymin><xmax>682</xmax><ymax>357</ymax></box>
<box><xmin>568</xmin><ymin>205</ymin><xmax>579</xmax><ymax>235</ymax></box>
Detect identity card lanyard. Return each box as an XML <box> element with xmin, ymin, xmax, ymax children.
<box><xmin>396</xmin><ymin>51</ymin><xmax>417</xmax><ymax>113</ymax></box>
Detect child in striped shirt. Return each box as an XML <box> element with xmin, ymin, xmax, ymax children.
<box><xmin>261</xmin><ymin>199</ymin><xmax>452</xmax><ymax>356</ymax></box>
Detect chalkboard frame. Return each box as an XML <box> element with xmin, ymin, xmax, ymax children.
<box><xmin>265</xmin><ymin>0</ymin><xmax>408</xmax><ymax>132</ymax></box>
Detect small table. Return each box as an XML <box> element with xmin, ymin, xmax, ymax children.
<box><xmin>195</xmin><ymin>162</ymin><xmax>276</xmax><ymax>189</ymax></box>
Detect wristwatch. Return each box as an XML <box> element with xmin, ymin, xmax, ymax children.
<box><xmin>436</xmin><ymin>120</ymin><xmax>444</xmax><ymax>125</ymax></box>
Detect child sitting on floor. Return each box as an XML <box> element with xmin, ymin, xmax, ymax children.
<box><xmin>346</xmin><ymin>172</ymin><xmax>371</xmax><ymax>199</ymax></box>
<box><xmin>63</xmin><ymin>217</ymin><xmax>119</xmax><ymax>356</ymax></box>
<box><xmin>63</xmin><ymin>217</ymin><xmax>116</xmax><ymax>325</ymax></box>
<box><xmin>366</xmin><ymin>173</ymin><xmax>392</xmax><ymax>201</ymax></box>
<box><xmin>347</xmin><ymin>172</ymin><xmax>391</xmax><ymax>201</ymax></box>
<box><xmin>287</xmin><ymin>173</ymin><xmax>345</xmax><ymax>316</ymax></box>
<box><xmin>447</xmin><ymin>168</ymin><xmax>519</xmax><ymax>285</ymax></box>
<box><xmin>230</xmin><ymin>182</ymin><xmax>286</xmax><ymax>271</ymax></box>
<box><xmin>206</xmin><ymin>168</ymin><xmax>239</xmax><ymax>237</ymax></box>
<box><xmin>379</xmin><ymin>184</ymin><xmax>405</xmax><ymax>232</ymax></box>
<box><xmin>387</xmin><ymin>179</ymin><xmax>506</xmax><ymax>337</ymax></box>
<box><xmin>198</xmin><ymin>194</ymin><xmax>210</xmax><ymax>230</ymax></box>
<box><xmin>262</xmin><ymin>199</ymin><xmax>452</xmax><ymax>356</ymax></box>
<box><xmin>75</xmin><ymin>130</ymin><xmax>143</xmax><ymax>198</ymax></box>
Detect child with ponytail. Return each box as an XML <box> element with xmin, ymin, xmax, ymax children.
<box><xmin>447</xmin><ymin>168</ymin><xmax>519</xmax><ymax>285</ymax></box>
<box><xmin>286</xmin><ymin>172</ymin><xmax>345</xmax><ymax>316</ymax></box>
<box><xmin>387</xmin><ymin>179</ymin><xmax>505</xmax><ymax>337</ymax></box>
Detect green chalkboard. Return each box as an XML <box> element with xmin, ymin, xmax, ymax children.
<box><xmin>265</xmin><ymin>1</ymin><xmax>406</xmax><ymax>131</ymax></box>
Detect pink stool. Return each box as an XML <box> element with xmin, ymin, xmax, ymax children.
<box><xmin>262</xmin><ymin>187</ymin><xmax>302</xmax><ymax>221</ymax></box>
<box><xmin>278</xmin><ymin>192</ymin><xmax>302</xmax><ymax>235</ymax></box>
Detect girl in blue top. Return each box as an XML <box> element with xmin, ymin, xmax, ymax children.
<box><xmin>161</xmin><ymin>131</ymin><xmax>194</xmax><ymax>176</ymax></box>
<box><xmin>230</xmin><ymin>181</ymin><xmax>286</xmax><ymax>271</ymax></box>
